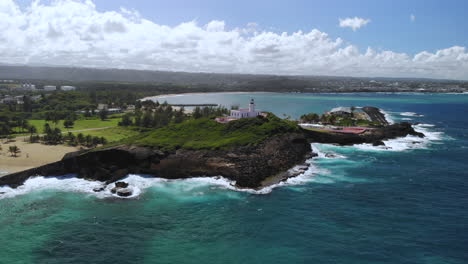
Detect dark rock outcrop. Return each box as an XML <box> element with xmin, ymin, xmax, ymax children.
<box><xmin>1</xmin><ymin>133</ymin><xmax>311</xmax><ymax>189</ymax></box>
<box><xmin>303</xmin><ymin>122</ymin><xmax>423</xmax><ymax>146</ymax></box>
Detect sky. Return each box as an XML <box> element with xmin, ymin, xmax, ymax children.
<box><xmin>2</xmin><ymin>0</ymin><xmax>468</xmax><ymax>80</ymax></box>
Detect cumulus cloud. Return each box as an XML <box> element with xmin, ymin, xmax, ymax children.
<box><xmin>410</xmin><ymin>14</ymin><xmax>416</xmax><ymax>22</ymax></box>
<box><xmin>0</xmin><ymin>0</ymin><xmax>467</xmax><ymax>80</ymax></box>
<box><xmin>339</xmin><ymin>17</ymin><xmax>371</xmax><ymax>31</ymax></box>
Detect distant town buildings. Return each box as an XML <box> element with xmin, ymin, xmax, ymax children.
<box><xmin>43</xmin><ymin>85</ymin><xmax>57</xmax><ymax>91</ymax></box>
<box><xmin>60</xmin><ymin>85</ymin><xmax>76</xmax><ymax>91</ymax></box>
<box><xmin>97</xmin><ymin>103</ymin><xmax>108</xmax><ymax>110</ymax></box>
<box><xmin>0</xmin><ymin>94</ymin><xmax>42</xmax><ymax>104</ymax></box>
<box><xmin>20</xmin><ymin>83</ymin><xmax>36</xmax><ymax>91</ymax></box>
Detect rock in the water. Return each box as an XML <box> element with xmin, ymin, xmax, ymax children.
<box><xmin>372</xmin><ymin>140</ymin><xmax>385</xmax><ymax>146</ymax></box>
<box><xmin>116</xmin><ymin>188</ymin><xmax>132</xmax><ymax>197</ymax></box>
<box><xmin>93</xmin><ymin>187</ymin><xmax>105</xmax><ymax>192</ymax></box>
<box><xmin>111</xmin><ymin>181</ymin><xmax>132</xmax><ymax>196</ymax></box>
<box><xmin>115</xmin><ymin>181</ymin><xmax>129</xmax><ymax>188</ymax></box>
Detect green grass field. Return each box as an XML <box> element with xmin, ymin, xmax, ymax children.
<box><xmin>70</xmin><ymin>127</ymin><xmax>141</xmax><ymax>142</ymax></box>
<box><xmin>26</xmin><ymin>118</ymin><xmax>120</xmax><ymax>133</ymax></box>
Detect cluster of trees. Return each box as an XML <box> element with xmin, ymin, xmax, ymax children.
<box><xmin>299</xmin><ymin>113</ymin><xmax>320</xmax><ymax>123</ymax></box>
<box><xmin>299</xmin><ymin>113</ymin><xmax>338</xmax><ymax>124</ymax></box>
<box><xmin>30</xmin><ymin>123</ymin><xmax>107</xmax><ymax>147</ymax></box>
<box><xmin>119</xmin><ymin>100</ymin><xmax>229</xmax><ymax>128</ymax></box>
<box><xmin>192</xmin><ymin>106</ymin><xmax>229</xmax><ymax>119</ymax></box>
<box><xmin>299</xmin><ymin>112</ymin><xmax>378</xmax><ymax>127</ymax></box>
<box><xmin>63</xmin><ymin>132</ymin><xmax>107</xmax><ymax>147</ymax></box>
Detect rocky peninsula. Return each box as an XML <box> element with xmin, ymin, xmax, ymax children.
<box><xmin>0</xmin><ymin>111</ymin><xmax>424</xmax><ymax>193</ymax></box>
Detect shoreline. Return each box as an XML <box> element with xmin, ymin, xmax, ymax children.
<box><xmin>141</xmin><ymin>91</ymin><xmax>468</xmax><ymax>102</ymax></box>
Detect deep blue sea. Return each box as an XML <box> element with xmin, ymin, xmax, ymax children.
<box><xmin>1</xmin><ymin>92</ymin><xmax>468</xmax><ymax>264</ymax></box>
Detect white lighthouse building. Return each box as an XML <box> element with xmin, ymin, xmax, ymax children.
<box><xmin>230</xmin><ymin>99</ymin><xmax>261</xmax><ymax>118</ymax></box>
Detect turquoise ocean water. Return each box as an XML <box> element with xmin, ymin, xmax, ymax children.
<box><xmin>1</xmin><ymin>93</ymin><xmax>468</xmax><ymax>263</ymax></box>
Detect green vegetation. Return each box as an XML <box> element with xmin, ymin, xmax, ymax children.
<box><xmin>71</xmin><ymin>127</ymin><xmax>140</xmax><ymax>143</ymax></box>
<box><xmin>121</xmin><ymin>114</ymin><xmax>300</xmax><ymax>151</ymax></box>
<box><xmin>8</xmin><ymin>145</ymin><xmax>21</xmax><ymax>157</ymax></box>
<box><xmin>300</xmin><ymin>110</ymin><xmax>383</xmax><ymax>127</ymax></box>
<box><xmin>26</xmin><ymin>118</ymin><xmax>119</xmax><ymax>133</ymax></box>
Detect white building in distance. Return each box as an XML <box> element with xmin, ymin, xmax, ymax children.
<box><xmin>44</xmin><ymin>85</ymin><xmax>57</xmax><ymax>91</ymax></box>
<box><xmin>230</xmin><ymin>99</ymin><xmax>261</xmax><ymax>118</ymax></box>
<box><xmin>61</xmin><ymin>85</ymin><xmax>76</xmax><ymax>91</ymax></box>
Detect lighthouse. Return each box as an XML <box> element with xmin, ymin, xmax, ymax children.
<box><xmin>228</xmin><ymin>98</ymin><xmax>261</xmax><ymax>119</ymax></box>
<box><xmin>249</xmin><ymin>98</ymin><xmax>255</xmax><ymax>112</ymax></box>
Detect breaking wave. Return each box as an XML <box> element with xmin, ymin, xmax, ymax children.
<box><xmin>353</xmin><ymin>123</ymin><xmax>443</xmax><ymax>151</ymax></box>
<box><xmin>400</xmin><ymin>112</ymin><xmax>424</xmax><ymax>117</ymax></box>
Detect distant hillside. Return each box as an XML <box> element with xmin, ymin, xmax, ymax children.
<box><xmin>0</xmin><ymin>65</ymin><xmax>466</xmax><ymax>93</ymax></box>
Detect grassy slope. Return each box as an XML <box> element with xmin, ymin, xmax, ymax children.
<box><xmin>123</xmin><ymin>114</ymin><xmax>300</xmax><ymax>151</ymax></box>
<box><xmin>70</xmin><ymin>127</ymin><xmax>140</xmax><ymax>142</ymax></box>
<box><xmin>27</xmin><ymin>118</ymin><xmax>120</xmax><ymax>133</ymax></box>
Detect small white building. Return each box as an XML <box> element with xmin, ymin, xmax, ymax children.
<box><xmin>20</xmin><ymin>83</ymin><xmax>36</xmax><ymax>91</ymax></box>
<box><xmin>97</xmin><ymin>103</ymin><xmax>109</xmax><ymax>110</ymax></box>
<box><xmin>60</xmin><ymin>85</ymin><xmax>76</xmax><ymax>91</ymax></box>
<box><xmin>44</xmin><ymin>85</ymin><xmax>57</xmax><ymax>91</ymax></box>
<box><xmin>230</xmin><ymin>99</ymin><xmax>261</xmax><ymax>119</ymax></box>
<box><xmin>329</xmin><ymin>107</ymin><xmax>352</xmax><ymax>116</ymax></box>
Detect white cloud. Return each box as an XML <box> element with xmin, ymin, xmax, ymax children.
<box><xmin>410</xmin><ymin>14</ymin><xmax>416</xmax><ymax>22</ymax></box>
<box><xmin>0</xmin><ymin>0</ymin><xmax>467</xmax><ymax>80</ymax></box>
<box><xmin>339</xmin><ymin>17</ymin><xmax>371</xmax><ymax>31</ymax></box>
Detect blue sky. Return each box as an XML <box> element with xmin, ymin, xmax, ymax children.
<box><xmin>5</xmin><ymin>0</ymin><xmax>468</xmax><ymax>79</ymax></box>
<box><xmin>17</xmin><ymin>0</ymin><xmax>467</xmax><ymax>55</ymax></box>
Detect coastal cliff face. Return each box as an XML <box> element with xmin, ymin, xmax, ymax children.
<box><xmin>0</xmin><ymin>121</ymin><xmax>425</xmax><ymax>190</ymax></box>
<box><xmin>0</xmin><ymin>133</ymin><xmax>312</xmax><ymax>189</ymax></box>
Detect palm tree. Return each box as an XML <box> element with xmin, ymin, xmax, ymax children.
<box><xmin>8</xmin><ymin>145</ymin><xmax>20</xmax><ymax>157</ymax></box>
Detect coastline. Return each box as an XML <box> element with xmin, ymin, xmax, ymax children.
<box><xmin>142</xmin><ymin>91</ymin><xmax>468</xmax><ymax>102</ymax></box>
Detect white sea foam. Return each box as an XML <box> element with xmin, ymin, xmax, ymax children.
<box><xmin>0</xmin><ymin>160</ymin><xmax>321</xmax><ymax>198</ymax></box>
<box><xmin>402</xmin><ymin>118</ymin><xmax>413</xmax><ymax>120</ymax></box>
<box><xmin>400</xmin><ymin>112</ymin><xmax>424</xmax><ymax>117</ymax></box>
<box><xmin>379</xmin><ymin>109</ymin><xmax>395</xmax><ymax>124</ymax></box>
<box><xmin>353</xmin><ymin>123</ymin><xmax>443</xmax><ymax>152</ymax></box>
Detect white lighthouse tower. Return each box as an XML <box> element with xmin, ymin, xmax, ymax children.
<box><xmin>249</xmin><ymin>98</ymin><xmax>255</xmax><ymax>112</ymax></box>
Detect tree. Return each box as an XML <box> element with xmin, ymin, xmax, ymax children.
<box><xmin>8</xmin><ymin>145</ymin><xmax>20</xmax><ymax>157</ymax></box>
<box><xmin>173</xmin><ymin>108</ymin><xmax>185</xmax><ymax>123</ymax></box>
<box><xmin>92</xmin><ymin>136</ymin><xmax>101</xmax><ymax>147</ymax></box>
<box><xmin>85</xmin><ymin>135</ymin><xmax>93</xmax><ymax>147</ymax></box>
<box><xmin>64</xmin><ymin>119</ymin><xmax>74</xmax><ymax>128</ymax></box>
<box><xmin>119</xmin><ymin>113</ymin><xmax>133</xmax><ymax>126</ymax></box>
<box><xmin>193</xmin><ymin>107</ymin><xmax>202</xmax><ymax>119</ymax></box>
<box><xmin>77</xmin><ymin>133</ymin><xmax>84</xmax><ymax>145</ymax></box>
<box><xmin>29</xmin><ymin>125</ymin><xmax>38</xmax><ymax>143</ymax></box>
<box><xmin>43</xmin><ymin>123</ymin><xmax>52</xmax><ymax>134</ymax></box>
<box><xmin>142</xmin><ymin>112</ymin><xmax>153</xmax><ymax>127</ymax></box>
<box><xmin>99</xmin><ymin>109</ymin><xmax>108</xmax><ymax>121</ymax></box>
<box><xmin>28</xmin><ymin>125</ymin><xmax>37</xmax><ymax>137</ymax></box>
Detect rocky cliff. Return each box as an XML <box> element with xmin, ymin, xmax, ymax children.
<box><xmin>0</xmin><ymin>122</ymin><xmax>425</xmax><ymax>190</ymax></box>
<box><xmin>0</xmin><ymin>133</ymin><xmax>312</xmax><ymax>189</ymax></box>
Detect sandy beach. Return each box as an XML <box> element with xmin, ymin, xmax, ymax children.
<box><xmin>0</xmin><ymin>139</ymin><xmax>81</xmax><ymax>176</ymax></box>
